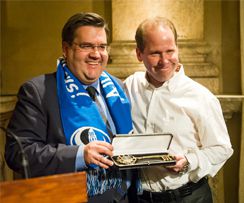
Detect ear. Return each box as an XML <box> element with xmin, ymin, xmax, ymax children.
<box><xmin>62</xmin><ymin>41</ymin><xmax>69</xmax><ymax>58</ymax></box>
<box><xmin>136</xmin><ymin>47</ymin><xmax>143</xmax><ymax>62</ymax></box>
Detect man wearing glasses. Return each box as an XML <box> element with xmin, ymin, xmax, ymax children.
<box><xmin>5</xmin><ymin>12</ymin><xmax>133</xmax><ymax>203</ymax></box>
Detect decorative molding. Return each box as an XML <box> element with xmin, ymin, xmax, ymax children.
<box><xmin>0</xmin><ymin>96</ymin><xmax>17</xmax><ymax>128</ymax></box>
<box><xmin>0</xmin><ymin>96</ymin><xmax>16</xmax><ymax>181</ymax></box>
<box><xmin>0</xmin><ymin>96</ymin><xmax>17</xmax><ymax>114</ymax></box>
<box><xmin>217</xmin><ymin>95</ymin><xmax>244</xmax><ymax>120</ymax></box>
<box><xmin>0</xmin><ymin>96</ymin><xmax>17</xmax><ymax>127</ymax></box>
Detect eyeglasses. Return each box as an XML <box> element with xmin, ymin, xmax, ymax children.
<box><xmin>72</xmin><ymin>42</ymin><xmax>108</xmax><ymax>52</ymax></box>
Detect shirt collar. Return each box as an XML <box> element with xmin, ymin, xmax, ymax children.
<box><xmin>82</xmin><ymin>80</ymin><xmax>101</xmax><ymax>95</ymax></box>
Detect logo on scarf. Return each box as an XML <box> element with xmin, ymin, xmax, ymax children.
<box><xmin>70</xmin><ymin>126</ymin><xmax>111</xmax><ymax>145</ymax></box>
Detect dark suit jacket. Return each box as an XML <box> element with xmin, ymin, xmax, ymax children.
<box><xmin>5</xmin><ymin>72</ymin><xmax>124</xmax><ymax>178</ymax></box>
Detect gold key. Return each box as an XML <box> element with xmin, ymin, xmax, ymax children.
<box><xmin>115</xmin><ymin>154</ymin><xmax>175</xmax><ymax>165</ymax></box>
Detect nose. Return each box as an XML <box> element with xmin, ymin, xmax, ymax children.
<box><xmin>158</xmin><ymin>52</ymin><xmax>169</xmax><ymax>64</ymax></box>
<box><xmin>89</xmin><ymin>47</ymin><xmax>100</xmax><ymax>58</ymax></box>
<box><xmin>91</xmin><ymin>46</ymin><xmax>99</xmax><ymax>52</ymax></box>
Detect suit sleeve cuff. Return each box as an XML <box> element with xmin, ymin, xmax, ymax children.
<box><xmin>75</xmin><ymin>144</ymin><xmax>87</xmax><ymax>170</ymax></box>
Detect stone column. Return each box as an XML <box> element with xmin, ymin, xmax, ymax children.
<box><xmin>107</xmin><ymin>0</ymin><xmax>219</xmax><ymax>93</ymax></box>
<box><xmin>217</xmin><ymin>95</ymin><xmax>244</xmax><ymax>203</ymax></box>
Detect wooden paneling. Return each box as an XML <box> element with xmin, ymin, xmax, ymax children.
<box><xmin>0</xmin><ymin>172</ymin><xmax>87</xmax><ymax>203</ymax></box>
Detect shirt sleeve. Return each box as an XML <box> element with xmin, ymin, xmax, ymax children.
<box><xmin>185</xmin><ymin>96</ymin><xmax>233</xmax><ymax>182</ymax></box>
<box><xmin>75</xmin><ymin>144</ymin><xmax>88</xmax><ymax>170</ymax></box>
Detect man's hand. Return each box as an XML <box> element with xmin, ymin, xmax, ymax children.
<box><xmin>165</xmin><ymin>155</ymin><xmax>189</xmax><ymax>174</ymax></box>
<box><xmin>83</xmin><ymin>141</ymin><xmax>114</xmax><ymax>169</ymax></box>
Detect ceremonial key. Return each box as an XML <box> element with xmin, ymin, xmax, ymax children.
<box><xmin>115</xmin><ymin>154</ymin><xmax>175</xmax><ymax>165</ymax></box>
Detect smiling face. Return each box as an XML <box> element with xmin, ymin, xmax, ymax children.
<box><xmin>136</xmin><ymin>24</ymin><xmax>179</xmax><ymax>87</ymax></box>
<box><xmin>62</xmin><ymin>26</ymin><xmax>108</xmax><ymax>85</ymax></box>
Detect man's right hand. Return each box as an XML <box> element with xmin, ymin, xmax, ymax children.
<box><xmin>83</xmin><ymin>141</ymin><xmax>114</xmax><ymax>169</ymax></box>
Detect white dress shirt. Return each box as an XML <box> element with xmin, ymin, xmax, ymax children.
<box><xmin>124</xmin><ymin>66</ymin><xmax>233</xmax><ymax>192</ymax></box>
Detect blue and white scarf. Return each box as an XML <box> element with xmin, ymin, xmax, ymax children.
<box><xmin>56</xmin><ymin>58</ymin><xmax>133</xmax><ymax>197</ymax></box>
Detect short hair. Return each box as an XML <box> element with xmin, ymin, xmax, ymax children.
<box><xmin>135</xmin><ymin>16</ymin><xmax>177</xmax><ymax>52</ymax></box>
<box><xmin>62</xmin><ymin>12</ymin><xmax>110</xmax><ymax>45</ymax></box>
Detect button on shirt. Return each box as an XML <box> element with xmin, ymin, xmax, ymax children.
<box><xmin>124</xmin><ymin>66</ymin><xmax>233</xmax><ymax>191</ymax></box>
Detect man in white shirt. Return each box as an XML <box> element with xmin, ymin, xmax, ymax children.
<box><xmin>124</xmin><ymin>16</ymin><xmax>233</xmax><ymax>203</ymax></box>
